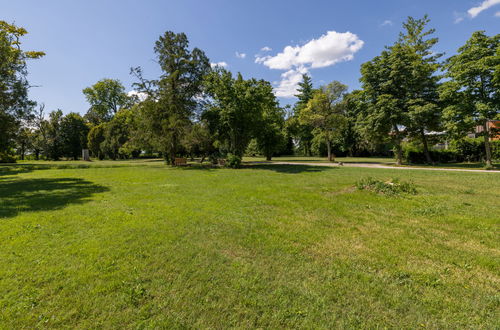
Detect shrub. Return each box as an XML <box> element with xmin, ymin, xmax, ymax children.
<box><xmin>402</xmin><ymin>145</ymin><xmax>459</xmax><ymax>164</ymax></box>
<box><xmin>0</xmin><ymin>152</ymin><xmax>16</xmax><ymax>163</ymax></box>
<box><xmin>226</xmin><ymin>154</ymin><xmax>242</xmax><ymax>168</ymax></box>
<box><xmin>356</xmin><ymin>177</ymin><xmax>417</xmax><ymax>196</ymax></box>
<box><xmin>452</xmin><ymin>138</ymin><xmax>500</xmax><ymax>162</ymax></box>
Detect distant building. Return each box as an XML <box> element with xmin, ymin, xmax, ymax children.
<box><xmin>468</xmin><ymin>120</ymin><xmax>500</xmax><ymax>140</ymax></box>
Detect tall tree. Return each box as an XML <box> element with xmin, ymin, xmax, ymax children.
<box><xmin>441</xmin><ymin>31</ymin><xmax>500</xmax><ymax>167</ymax></box>
<box><xmin>0</xmin><ymin>21</ymin><xmax>44</xmax><ymax>161</ymax></box>
<box><xmin>60</xmin><ymin>113</ymin><xmax>89</xmax><ymax>160</ymax></box>
<box><xmin>299</xmin><ymin>81</ymin><xmax>348</xmax><ymax>162</ymax></box>
<box><xmin>398</xmin><ymin>15</ymin><xmax>442</xmax><ymax>164</ymax></box>
<box><xmin>83</xmin><ymin>79</ymin><xmax>133</xmax><ymax>125</ymax></box>
<box><xmin>131</xmin><ymin>31</ymin><xmax>210</xmax><ymax>164</ymax></box>
<box><xmin>254</xmin><ymin>82</ymin><xmax>285</xmax><ymax>161</ymax></box>
<box><xmin>341</xmin><ymin>90</ymin><xmax>365</xmax><ymax>157</ymax></box>
<box><xmin>360</xmin><ymin>16</ymin><xmax>441</xmax><ymax>165</ymax></box>
<box><xmin>289</xmin><ymin>74</ymin><xmax>315</xmax><ymax>156</ymax></box>
<box><xmin>360</xmin><ymin>17</ymin><xmax>436</xmax><ymax>165</ymax></box>
<box><xmin>42</xmin><ymin>110</ymin><xmax>64</xmax><ymax>160</ymax></box>
<box><xmin>29</xmin><ymin>104</ymin><xmax>46</xmax><ymax>160</ymax></box>
<box><xmin>203</xmin><ymin>70</ymin><xmax>270</xmax><ymax>158</ymax></box>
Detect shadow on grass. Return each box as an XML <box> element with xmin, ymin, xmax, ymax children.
<box><xmin>243</xmin><ymin>164</ymin><xmax>335</xmax><ymax>173</ymax></box>
<box><xmin>0</xmin><ymin>177</ymin><xmax>109</xmax><ymax>218</ymax></box>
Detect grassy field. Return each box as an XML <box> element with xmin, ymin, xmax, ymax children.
<box><xmin>1</xmin><ymin>160</ymin><xmax>499</xmax><ymax>328</ymax></box>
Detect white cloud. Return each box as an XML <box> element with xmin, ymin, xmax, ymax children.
<box><xmin>235</xmin><ymin>52</ymin><xmax>246</xmax><ymax>59</ymax></box>
<box><xmin>467</xmin><ymin>0</ymin><xmax>500</xmax><ymax>18</ymax></box>
<box><xmin>495</xmin><ymin>10</ymin><xmax>500</xmax><ymax>16</ymax></box>
<box><xmin>260</xmin><ymin>46</ymin><xmax>272</xmax><ymax>52</ymax></box>
<box><xmin>453</xmin><ymin>11</ymin><xmax>466</xmax><ymax>23</ymax></box>
<box><xmin>274</xmin><ymin>66</ymin><xmax>309</xmax><ymax>98</ymax></box>
<box><xmin>210</xmin><ymin>61</ymin><xmax>228</xmax><ymax>68</ymax></box>
<box><xmin>127</xmin><ymin>90</ymin><xmax>148</xmax><ymax>101</ymax></box>
<box><xmin>255</xmin><ymin>30</ymin><xmax>363</xmax><ymax>98</ymax></box>
<box><xmin>381</xmin><ymin>20</ymin><xmax>393</xmax><ymax>27</ymax></box>
<box><xmin>255</xmin><ymin>31</ymin><xmax>364</xmax><ymax>70</ymax></box>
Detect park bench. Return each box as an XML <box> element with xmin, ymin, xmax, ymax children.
<box><xmin>218</xmin><ymin>159</ymin><xmax>226</xmax><ymax>166</ymax></box>
<box><xmin>174</xmin><ymin>157</ymin><xmax>188</xmax><ymax>166</ymax></box>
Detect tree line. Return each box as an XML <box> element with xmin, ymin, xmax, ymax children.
<box><xmin>1</xmin><ymin>16</ymin><xmax>498</xmax><ymax>167</ymax></box>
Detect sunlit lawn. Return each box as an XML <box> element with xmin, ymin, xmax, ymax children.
<box><xmin>0</xmin><ymin>160</ymin><xmax>499</xmax><ymax>328</ymax></box>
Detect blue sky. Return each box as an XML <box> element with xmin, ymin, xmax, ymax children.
<box><xmin>2</xmin><ymin>0</ymin><xmax>499</xmax><ymax>114</ymax></box>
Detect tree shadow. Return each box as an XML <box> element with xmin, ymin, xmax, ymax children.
<box><xmin>0</xmin><ymin>177</ymin><xmax>109</xmax><ymax>218</ymax></box>
<box><xmin>242</xmin><ymin>164</ymin><xmax>336</xmax><ymax>173</ymax></box>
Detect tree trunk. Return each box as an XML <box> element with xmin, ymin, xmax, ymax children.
<box><xmin>420</xmin><ymin>129</ymin><xmax>432</xmax><ymax>164</ymax></box>
<box><xmin>394</xmin><ymin>141</ymin><xmax>403</xmax><ymax>165</ymax></box>
<box><xmin>484</xmin><ymin>123</ymin><xmax>492</xmax><ymax>167</ymax></box>
<box><xmin>266</xmin><ymin>155</ymin><xmax>272</xmax><ymax>161</ymax></box>
<box><xmin>326</xmin><ymin>140</ymin><xmax>334</xmax><ymax>162</ymax></box>
<box><xmin>393</xmin><ymin>126</ymin><xmax>403</xmax><ymax>165</ymax></box>
<box><xmin>20</xmin><ymin>142</ymin><xmax>25</xmax><ymax>160</ymax></box>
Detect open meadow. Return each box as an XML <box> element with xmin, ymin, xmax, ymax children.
<box><xmin>1</xmin><ymin>160</ymin><xmax>499</xmax><ymax>328</ymax></box>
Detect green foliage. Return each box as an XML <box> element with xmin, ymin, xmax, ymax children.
<box><xmin>83</xmin><ymin>79</ymin><xmax>134</xmax><ymax>125</ymax></box>
<box><xmin>356</xmin><ymin>177</ymin><xmax>417</xmax><ymax>196</ymax></box>
<box><xmin>59</xmin><ymin>113</ymin><xmax>89</xmax><ymax>160</ymax></box>
<box><xmin>87</xmin><ymin>109</ymin><xmax>137</xmax><ymax>160</ymax></box>
<box><xmin>131</xmin><ymin>31</ymin><xmax>210</xmax><ymax>164</ymax></box>
<box><xmin>441</xmin><ymin>31</ymin><xmax>500</xmax><ymax>165</ymax></box>
<box><xmin>225</xmin><ymin>153</ymin><xmax>242</xmax><ymax>168</ymax></box>
<box><xmin>402</xmin><ymin>145</ymin><xmax>458</xmax><ymax>164</ymax></box>
<box><xmin>0</xmin><ymin>151</ymin><xmax>16</xmax><ymax>163</ymax></box>
<box><xmin>360</xmin><ymin>16</ymin><xmax>442</xmax><ymax>164</ymax></box>
<box><xmin>256</xmin><ymin>104</ymin><xmax>286</xmax><ymax>161</ymax></box>
<box><xmin>0</xmin><ymin>21</ymin><xmax>44</xmax><ymax>156</ymax></box>
<box><xmin>289</xmin><ymin>74</ymin><xmax>315</xmax><ymax>156</ymax></box>
<box><xmin>183</xmin><ymin>121</ymin><xmax>216</xmax><ymax>162</ymax></box>
<box><xmin>299</xmin><ymin>81</ymin><xmax>348</xmax><ymax>161</ymax></box>
<box><xmin>452</xmin><ymin>138</ymin><xmax>500</xmax><ymax>162</ymax></box>
<box><xmin>41</xmin><ymin>110</ymin><xmax>64</xmax><ymax>160</ymax></box>
<box><xmin>204</xmin><ymin>70</ymin><xmax>278</xmax><ymax>158</ymax></box>
<box><xmin>245</xmin><ymin>139</ymin><xmax>260</xmax><ymax>157</ymax></box>
<box><xmin>87</xmin><ymin>124</ymin><xmax>106</xmax><ymax>160</ymax></box>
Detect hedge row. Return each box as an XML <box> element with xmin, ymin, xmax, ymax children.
<box><xmin>403</xmin><ymin>138</ymin><xmax>500</xmax><ymax>164</ymax></box>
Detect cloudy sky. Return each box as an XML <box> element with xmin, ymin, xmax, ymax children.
<box><xmin>3</xmin><ymin>0</ymin><xmax>499</xmax><ymax>114</ymax></box>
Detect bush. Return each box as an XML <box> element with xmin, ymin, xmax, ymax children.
<box><xmin>453</xmin><ymin>138</ymin><xmax>500</xmax><ymax>162</ymax></box>
<box><xmin>0</xmin><ymin>152</ymin><xmax>16</xmax><ymax>163</ymax></box>
<box><xmin>226</xmin><ymin>154</ymin><xmax>242</xmax><ymax>168</ymax></box>
<box><xmin>356</xmin><ymin>177</ymin><xmax>417</xmax><ymax>196</ymax></box>
<box><xmin>402</xmin><ymin>145</ymin><xmax>459</xmax><ymax>164</ymax></box>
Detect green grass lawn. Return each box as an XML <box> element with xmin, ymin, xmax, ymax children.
<box><xmin>1</xmin><ymin>160</ymin><xmax>499</xmax><ymax>328</ymax></box>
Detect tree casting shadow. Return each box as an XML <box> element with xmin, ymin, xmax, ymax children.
<box><xmin>0</xmin><ymin>177</ymin><xmax>109</xmax><ymax>218</ymax></box>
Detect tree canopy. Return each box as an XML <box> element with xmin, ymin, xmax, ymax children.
<box><xmin>0</xmin><ymin>21</ymin><xmax>44</xmax><ymax>161</ymax></box>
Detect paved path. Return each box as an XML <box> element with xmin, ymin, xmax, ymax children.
<box><xmin>249</xmin><ymin>161</ymin><xmax>500</xmax><ymax>173</ymax></box>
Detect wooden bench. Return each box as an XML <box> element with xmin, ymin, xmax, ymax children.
<box><xmin>174</xmin><ymin>157</ymin><xmax>188</xmax><ymax>166</ymax></box>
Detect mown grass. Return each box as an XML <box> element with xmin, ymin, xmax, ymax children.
<box><xmin>0</xmin><ymin>160</ymin><xmax>499</xmax><ymax>328</ymax></box>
